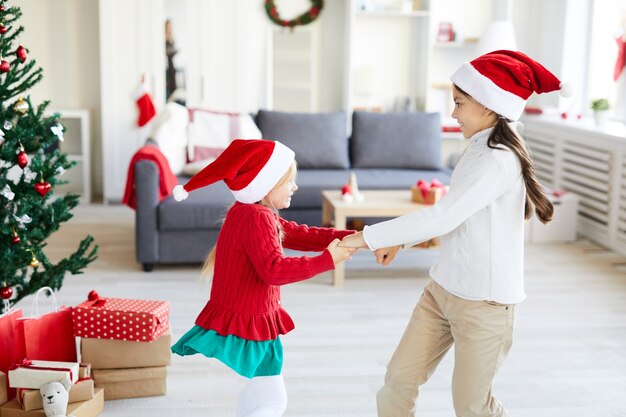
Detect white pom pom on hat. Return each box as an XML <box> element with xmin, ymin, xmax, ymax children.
<box><xmin>172</xmin><ymin>184</ymin><xmax>188</xmax><ymax>201</ymax></box>
<box><xmin>559</xmin><ymin>82</ymin><xmax>573</xmax><ymax>98</ymax></box>
<box><xmin>450</xmin><ymin>50</ymin><xmax>572</xmax><ymax>121</ymax></box>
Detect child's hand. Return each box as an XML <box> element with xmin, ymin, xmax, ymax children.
<box><xmin>374</xmin><ymin>245</ymin><xmax>401</xmax><ymax>266</ymax></box>
<box><xmin>327</xmin><ymin>238</ymin><xmax>357</xmax><ymax>265</ymax></box>
<box><xmin>338</xmin><ymin>232</ymin><xmax>367</xmax><ymax>249</ymax></box>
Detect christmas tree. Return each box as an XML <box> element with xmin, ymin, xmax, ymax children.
<box><xmin>0</xmin><ymin>1</ymin><xmax>97</xmax><ymax>313</ymax></box>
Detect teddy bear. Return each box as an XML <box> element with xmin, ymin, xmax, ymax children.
<box><xmin>39</xmin><ymin>375</ymin><xmax>76</xmax><ymax>417</ymax></box>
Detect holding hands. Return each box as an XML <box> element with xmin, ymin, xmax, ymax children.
<box><xmin>338</xmin><ymin>232</ymin><xmax>402</xmax><ymax>266</ymax></box>
<box><xmin>327</xmin><ymin>239</ymin><xmax>357</xmax><ymax>266</ymax></box>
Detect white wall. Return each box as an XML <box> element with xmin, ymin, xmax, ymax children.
<box><xmin>15</xmin><ymin>0</ymin><xmax>579</xmax><ymax>200</ymax></box>
<box><xmin>19</xmin><ymin>0</ymin><xmax>102</xmax><ymax>199</ymax></box>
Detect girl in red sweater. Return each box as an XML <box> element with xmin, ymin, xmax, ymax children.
<box><xmin>170</xmin><ymin>139</ymin><xmax>355</xmax><ymax>417</ymax></box>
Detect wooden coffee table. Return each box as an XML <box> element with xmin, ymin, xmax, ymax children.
<box><xmin>321</xmin><ymin>189</ymin><xmax>427</xmax><ymax>286</ymax></box>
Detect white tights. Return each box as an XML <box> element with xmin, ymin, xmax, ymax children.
<box><xmin>235</xmin><ymin>374</ymin><xmax>287</xmax><ymax>417</ymax></box>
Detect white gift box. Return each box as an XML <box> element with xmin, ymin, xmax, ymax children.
<box><xmin>525</xmin><ymin>192</ymin><xmax>579</xmax><ymax>243</ymax></box>
<box><xmin>8</xmin><ymin>360</ymin><xmax>79</xmax><ymax>389</ymax></box>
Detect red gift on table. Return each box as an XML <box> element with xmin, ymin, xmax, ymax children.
<box><xmin>411</xmin><ymin>179</ymin><xmax>448</xmax><ymax>205</ymax></box>
<box><xmin>72</xmin><ymin>291</ymin><xmax>169</xmax><ymax>342</ymax></box>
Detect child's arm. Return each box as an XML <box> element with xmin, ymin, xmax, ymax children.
<box><xmin>278</xmin><ymin>217</ymin><xmax>355</xmax><ymax>252</ymax></box>
<box><xmin>363</xmin><ymin>152</ymin><xmax>511</xmax><ymax>250</ymax></box>
<box><xmin>245</xmin><ymin>212</ymin><xmax>355</xmax><ymax>285</ymax></box>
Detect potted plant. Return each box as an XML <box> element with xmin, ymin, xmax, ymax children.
<box><xmin>591</xmin><ymin>98</ymin><xmax>610</xmax><ymax>126</ymax></box>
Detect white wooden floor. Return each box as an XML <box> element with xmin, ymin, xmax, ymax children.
<box><xmin>36</xmin><ymin>204</ymin><xmax>626</xmax><ymax>417</ymax></box>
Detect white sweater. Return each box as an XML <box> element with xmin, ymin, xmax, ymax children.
<box><xmin>363</xmin><ymin>125</ymin><xmax>527</xmax><ymax>304</ymax></box>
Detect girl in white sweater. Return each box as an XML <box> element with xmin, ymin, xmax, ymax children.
<box><xmin>341</xmin><ymin>50</ymin><xmax>571</xmax><ymax>417</ymax></box>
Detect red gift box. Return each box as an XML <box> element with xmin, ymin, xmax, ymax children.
<box><xmin>72</xmin><ymin>291</ymin><xmax>169</xmax><ymax>342</ymax></box>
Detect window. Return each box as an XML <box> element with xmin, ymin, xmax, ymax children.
<box><xmin>587</xmin><ymin>0</ymin><xmax>626</xmax><ymax>121</ymax></box>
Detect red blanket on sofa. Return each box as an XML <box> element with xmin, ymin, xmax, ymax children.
<box><xmin>123</xmin><ymin>146</ymin><xmax>179</xmax><ymax>209</ymax></box>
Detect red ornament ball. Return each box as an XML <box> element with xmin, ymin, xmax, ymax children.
<box><xmin>0</xmin><ymin>286</ymin><xmax>13</xmax><ymax>300</ymax></box>
<box><xmin>17</xmin><ymin>151</ymin><xmax>28</xmax><ymax>168</ymax></box>
<box><xmin>11</xmin><ymin>235</ymin><xmax>20</xmax><ymax>244</ymax></box>
<box><xmin>0</xmin><ymin>60</ymin><xmax>9</xmax><ymax>73</ymax></box>
<box><xmin>341</xmin><ymin>185</ymin><xmax>352</xmax><ymax>195</ymax></box>
<box><xmin>16</xmin><ymin>45</ymin><xmax>27</xmax><ymax>63</ymax></box>
<box><xmin>0</xmin><ymin>25</ymin><xmax>7</xmax><ymax>34</ymax></box>
<box><xmin>560</xmin><ymin>112</ymin><xmax>568</xmax><ymax>119</ymax></box>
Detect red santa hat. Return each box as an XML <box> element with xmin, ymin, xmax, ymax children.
<box><xmin>172</xmin><ymin>139</ymin><xmax>295</xmax><ymax>203</ymax></box>
<box><xmin>450</xmin><ymin>50</ymin><xmax>572</xmax><ymax>121</ymax></box>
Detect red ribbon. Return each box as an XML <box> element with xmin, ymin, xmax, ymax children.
<box><xmin>86</xmin><ymin>290</ymin><xmax>106</xmax><ymax>307</ymax></box>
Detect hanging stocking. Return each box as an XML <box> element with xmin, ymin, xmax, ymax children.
<box><xmin>134</xmin><ymin>80</ymin><xmax>157</xmax><ymax>127</ymax></box>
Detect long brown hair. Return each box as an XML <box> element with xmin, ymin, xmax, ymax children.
<box><xmin>200</xmin><ymin>160</ymin><xmax>298</xmax><ymax>279</ymax></box>
<box><xmin>455</xmin><ymin>86</ymin><xmax>553</xmax><ymax>224</ymax></box>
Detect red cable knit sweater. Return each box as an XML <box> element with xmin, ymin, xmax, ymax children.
<box><xmin>195</xmin><ymin>202</ymin><xmax>354</xmax><ymax>341</ymax></box>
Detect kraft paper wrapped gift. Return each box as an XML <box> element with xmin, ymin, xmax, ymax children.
<box><xmin>17</xmin><ymin>378</ymin><xmax>94</xmax><ymax>411</ymax></box>
<box><xmin>1</xmin><ymin>372</ymin><xmax>7</xmax><ymax>406</ymax></box>
<box><xmin>72</xmin><ymin>292</ymin><xmax>169</xmax><ymax>342</ymax></box>
<box><xmin>0</xmin><ymin>387</ymin><xmax>103</xmax><ymax>417</ymax></box>
<box><xmin>8</xmin><ymin>360</ymin><xmax>79</xmax><ymax>389</ymax></box>
<box><xmin>79</xmin><ymin>363</ymin><xmax>91</xmax><ymax>379</ymax></box>
<box><xmin>92</xmin><ymin>366</ymin><xmax>167</xmax><ymax>400</ymax></box>
<box><xmin>81</xmin><ymin>330</ymin><xmax>171</xmax><ymax>369</ymax></box>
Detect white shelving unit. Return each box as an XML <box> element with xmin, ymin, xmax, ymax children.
<box><xmin>46</xmin><ymin>109</ymin><xmax>91</xmax><ymax>203</ymax></box>
<box><xmin>345</xmin><ymin>0</ymin><xmax>504</xmax><ymax>115</ymax></box>
<box><xmin>346</xmin><ymin>1</ymin><xmax>431</xmax><ymax>112</ymax></box>
<box><xmin>268</xmin><ymin>28</ymin><xmax>319</xmax><ymax>113</ymax></box>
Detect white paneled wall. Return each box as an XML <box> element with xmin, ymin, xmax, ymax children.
<box><xmin>524</xmin><ymin>116</ymin><xmax>626</xmax><ymax>256</ymax></box>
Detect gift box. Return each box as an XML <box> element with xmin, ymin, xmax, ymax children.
<box><xmin>1</xmin><ymin>372</ymin><xmax>7</xmax><ymax>406</ymax></box>
<box><xmin>72</xmin><ymin>291</ymin><xmax>169</xmax><ymax>342</ymax></box>
<box><xmin>17</xmin><ymin>378</ymin><xmax>94</xmax><ymax>411</ymax></box>
<box><xmin>92</xmin><ymin>366</ymin><xmax>167</xmax><ymax>400</ymax></box>
<box><xmin>79</xmin><ymin>363</ymin><xmax>91</xmax><ymax>379</ymax></box>
<box><xmin>8</xmin><ymin>360</ymin><xmax>79</xmax><ymax>389</ymax></box>
<box><xmin>0</xmin><ymin>387</ymin><xmax>103</xmax><ymax>417</ymax></box>
<box><xmin>411</xmin><ymin>179</ymin><xmax>447</xmax><ymax>205</ymax></box>
<box><xmin>81</xmin><ymin>330</ymin><xmax>171</xmax><ymax>370</ymax></box>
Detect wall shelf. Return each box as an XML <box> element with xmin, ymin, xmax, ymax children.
<box><xmin>45</xmin><ymin>109</ymin><xmax>91</xmax><ymax>203</ymax></box>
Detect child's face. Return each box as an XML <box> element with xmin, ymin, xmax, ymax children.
<box><xmin>264</xmin><ymin>169</ymin><xmax>298</xmax><ymax>210</ymax></box>
<box><xmin>451</xmin><ymin>86</ymin><xmax>497</xmax><ymax>138</ymax></box>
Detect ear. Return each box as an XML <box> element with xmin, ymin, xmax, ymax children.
<box><xmin>59</xmin><ymin>374</ymin><xmax>72</xmax><ymax>392</ymax></box>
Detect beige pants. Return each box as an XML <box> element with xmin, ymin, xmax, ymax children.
<box><xmin>377</xmin><ymin>280</ymin><xmax>517</xmax><ymax>417</ymax></box>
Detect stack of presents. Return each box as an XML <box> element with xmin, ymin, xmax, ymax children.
<box><xmin>0</xmin><ymin>288</ymin><xmax>170</xmax><ymax>416</ymax></box>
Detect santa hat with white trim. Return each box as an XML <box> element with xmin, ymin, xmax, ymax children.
<box><xmin>450</xmin><ymin>50</ymin><xmax>572</xmax><ymax>121</ymax></box>
<box><xmin>172</xmin><ymin>139</ymin><xmax>295</xmax><ymax>203</ymax></box>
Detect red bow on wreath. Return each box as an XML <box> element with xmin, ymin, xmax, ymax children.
<box><xmin>265</xmin><ymin>0</ymin><xmax>323</xmax><ymax>28</ymax></box>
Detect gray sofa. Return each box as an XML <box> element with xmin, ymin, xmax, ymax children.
<box><xmin>134</xmin><ymin>110</ymin><xmax>452</xmax><ymax>271</ymax></box>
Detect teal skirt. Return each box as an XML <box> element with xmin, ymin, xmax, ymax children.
<box><xmin>171</xmin><ymin>325</ymin><xmax>283</xmax><ymax>378</ymax></box>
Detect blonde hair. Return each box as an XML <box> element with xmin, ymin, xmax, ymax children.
<box><xmin>200</xmin><ymin>160</ymin><xmax>298</xmax><ymax>280</ymax></box>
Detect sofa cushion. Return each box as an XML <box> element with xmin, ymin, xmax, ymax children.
<box><xmin>257</xmin><ymin>110</ymin><xmax>349</xmax><ymax>169</ymax></box>
<box><xmin>187</xmin><ymin>110</ymin><xmax>262</xmax><ymax>162</ymax></box>
<box><xmin>150</xmin><ymin>102</ymin><xmax>189</xmax><ymax>175</ymax></box>
<box><xmin>351</xmin><ymin>111</ymin><xmax>442</xmax><ymax>170</ymax></box>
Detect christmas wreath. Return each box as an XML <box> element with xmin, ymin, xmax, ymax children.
<box><xmin>265</xmin><ymin>0</ymin><xmax>323</xmax><ymax>28</ymax></box>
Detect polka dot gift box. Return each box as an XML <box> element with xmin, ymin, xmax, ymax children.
<box><xmin>71</xmin><ymin>291</ymin><xmax>169</xmax><ymax>342</ymax></box>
